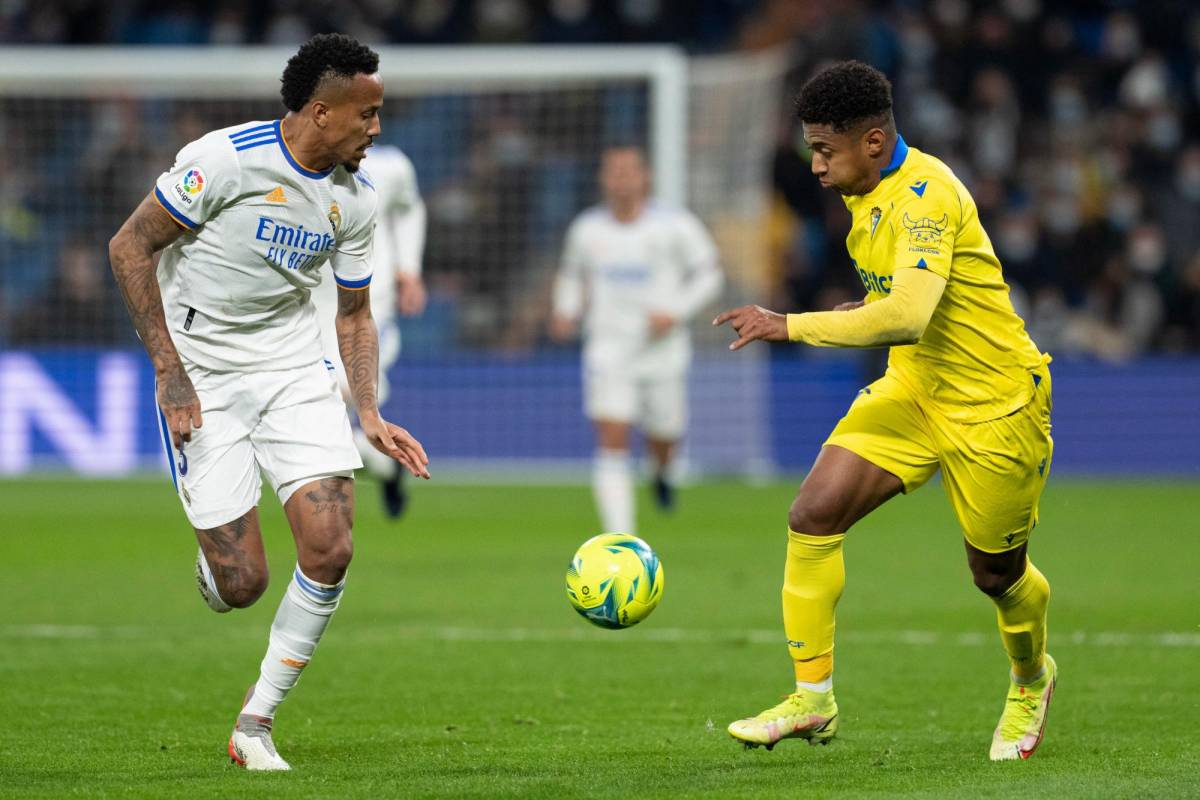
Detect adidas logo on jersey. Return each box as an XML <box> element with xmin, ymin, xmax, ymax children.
<box><xmin>266</xmin><ymin>186</ymin><xmax>287</xmax><ymax>203</ymax></box>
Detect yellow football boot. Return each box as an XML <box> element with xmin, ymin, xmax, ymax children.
<box><xmin>990</xmin><ymin>654</ymin><xmax>1058</xmax><ymax>761</ymax></box>
<box><xmin>728</xmin><ymin>687</ymin><xmax>839</xmax><ymax>750</ymax></box>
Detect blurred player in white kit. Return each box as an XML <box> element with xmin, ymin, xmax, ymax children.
<box><xmin>551</xmin><ymin>145</ymin><xmax>723</xmax><ymax>534</ymax></box>
<box><xmin>313</xmin><ymin>143</ymin><xmax>427</xmax><ymax>519</ymax></box>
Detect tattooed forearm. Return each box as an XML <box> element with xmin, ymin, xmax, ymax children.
<box><xmin>335</xmin><ymin>287</ymin><xmax>379</xmax><ymax>413</ymax></box>
<box><xmin>109</xmin><ymin>193</ymin><xmax>187</xmax><ymax>376</ymax></box>
<box><xmin>303</xmin><ymin>477</ymin><xmax>354</xmax><ymax>527</ymax></box>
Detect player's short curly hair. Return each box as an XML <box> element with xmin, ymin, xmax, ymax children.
<box><xmin>280</xmin><ymin>33</ymin><xmax>380</xmax><ymax>112</ymax></box>
<box><xmin>795</xmin><ymin>61</ymin><xmax>893</xmax><ymax>132</ymax></box>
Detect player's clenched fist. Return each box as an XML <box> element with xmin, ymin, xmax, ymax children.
<box><xmin>713</xmin><ymin>305</ymin><xmax>789</xmax><ymax>351</ymax></box>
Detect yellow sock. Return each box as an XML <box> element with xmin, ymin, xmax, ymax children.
<box><xmin>783</xmin><ymin>529</ymin><xmax>845</xmax><ymax>686</ymax></box>
<box><xmin>993</xmin><ymin>560</ymin><xmax>1050</xmax><ymax>683</ymax></box>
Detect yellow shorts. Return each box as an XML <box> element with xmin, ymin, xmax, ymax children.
<box><xmin>825</xmin><ymin>366</ymin><xmax>1053</xmax><ymax>553</ymax></box>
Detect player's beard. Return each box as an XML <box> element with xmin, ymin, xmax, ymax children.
<box><xmin>343</xmin><ymin>161</ymin><xmax>360</xmax><ymax>173</ymax></box>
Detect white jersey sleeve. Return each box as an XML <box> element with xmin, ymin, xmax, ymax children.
<box><xmin>330</xmin><ymin>190</ymin><xmax>376</xmax><ymax>291</ymax></box>
<box><xmin>387</xmin><ymin>157</ymin><xmax>426</xmax><ymax>277</ymax></box>
<box><xmin>153</xmin><ymin>135</ymin><xmax>241</xmax><ymax>230</ymax></box>
<box><xmin>666</xmin><ymin>209</ymin><xmax>723</xmax><ymax>322</ymax></box>
<box><xmin>367</xmin><ymin>147</ymin><xmax>426</xmax><ymax>277</ymax></box>
<box><xmin>552</xmin><ymin>216</ymin><xmax>588</xmax><ymax>321</ymax></box>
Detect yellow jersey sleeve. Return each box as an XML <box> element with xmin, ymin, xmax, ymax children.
<box><xmin>888</xmin><ymin>177</ymin><xmax>959</xmax><ymax>281</ymax></box>
<box><xmin>786</xmin><ymin>267</ymin><xmax>946</xmax><ymax>347</ymax></box>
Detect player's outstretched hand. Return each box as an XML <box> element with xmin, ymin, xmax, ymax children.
<box><xmin>361</xmin><ymin>411</ymin><xmax>431</xmax><ymax>479</ymax></box>
<box><xmin>713</xmin><ymin>305</ymin><xmax>789</xmax><ymax>351</ymax></box>
<box><xmin>157</xmin><ymin>366</ymin><xmax>202</xmax><ymax>448</ymax></box>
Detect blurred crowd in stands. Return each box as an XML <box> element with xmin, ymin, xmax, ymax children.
<box><xmin>1</xmin><ymin>0</ymin><xmax>1198</xmax><ymax>359</ymax></box>
<box><xmin>0</xmin><ymin>0</ymin><xmax>760</xmax><ymax>50</ymax></box>
<box><xmin>765</xmin><ymin>0</ymin><xmax>1200</xmax><ymax>358</ymax></box>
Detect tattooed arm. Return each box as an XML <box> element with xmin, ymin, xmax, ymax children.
<box><xmin>109</xmin><ymin>192</ymin><xmax>200</xmax><ymax>448</ymax></box>
<box><xmin>336</xmin><ymin>287</ymin><xmax>431</xmax><ymax>479</ymax></box>
<box><xmin>335</xmin><ymin>286</ymin><xmax>379</xmax><ymax>415</ymax></box>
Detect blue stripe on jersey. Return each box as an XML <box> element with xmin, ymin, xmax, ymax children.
<box><xmin>229</xmin><ymin>122</ymin><xmax>276</xmax><ymax>142</ymax></box>
<box><xmin>274</xmin><ymin>119</ymin><xmax>334</xmax><ymax>179</ymax></box>
<box><xmin>354</xmin><ymin>171</ymin><xmax>375</xmax><ymax>190</ymax></box>
<box><xmin>154</xmin><ymin>186</ymin><xmax>198</xmax><ymax>229</ymax></box>
<box><xmin>231</xmin><ymin>131</ymin><xmax>277</xmax><ymax>146</ymax></box>
<box><xmin>230</xmin><ymin>130</ymin><xmax>276</xmax><ymax>146</ymax></box>
<box><xmin>334</xmin><ymin>273</ymin><xmax>372</xmax><ymax>289</ymax></box>
<box><xmin>234</xmin><ymin>137</ymin><xmax>278</xmax><ymax>152</ymax></box>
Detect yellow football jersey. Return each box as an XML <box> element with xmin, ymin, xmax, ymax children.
<box><xmin>842</xmin><ymin>136</ymin><xmax>1045</xmax><ymax>422</ymax></box>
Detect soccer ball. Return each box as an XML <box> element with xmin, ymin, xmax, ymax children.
<box><xmin>565</xmin><ymin>533</ymin><xmax>664</xmax><ymax>629</ymax></box>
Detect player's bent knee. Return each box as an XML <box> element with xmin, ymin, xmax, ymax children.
<box><xmin>215</xmin><ymin>566</ymin><xmax>269</xmax><ymax>608</ymax></box>
<box><xmin>970</xmin><ymin>564</ymin><xmax>1021</xmax><ymax>597</ymax></box>
<box><xmin>787</xmin><ymin>496</ymin><xmax>845</xmax><ymax>536</ymax></box>
<box><xmin>299</xmin><ymin>535</ymin><xmax>353</xmax><ymax>583</ymax></box>
<box><xmin>972</xmin><ymin>571</ymin><xmax>1011</xmax><ymax>597</ymax></box>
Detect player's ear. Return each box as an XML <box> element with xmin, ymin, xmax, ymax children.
<box><xmin>863</xmin><ymin>127</ymin><xmax>887</xmax><ymax>159</ymax></box>
<box><xmin>311</xmin><ymin>100</ymin><xmax>330</xmax><ymax>129</ymax></box>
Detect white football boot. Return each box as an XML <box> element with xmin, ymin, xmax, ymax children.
<box><xmin>228</xmin><ymin>686</ymin><xmax>290</xmax><ymax>771</ymax></box>
<box><xmin>195</xmin><ymin>549</ymin><xmax>232</xmax><ymax>613</ymax></box>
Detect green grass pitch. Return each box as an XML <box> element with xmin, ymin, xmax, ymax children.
<box><xmin>3</xmin><ymin>476</ymin><xmax>1198</xmax><ymax>798</ymax></box>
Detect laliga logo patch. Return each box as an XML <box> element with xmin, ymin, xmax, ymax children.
<box><xmin>182</xmin><ymin>169</ymin><xmax>205</xmax><ymax>194</ymax></box>
<box><xmin>173</xmin><ymin>168</ymin><xmax>205</xmax><ymax>206</ymax></box>
<box><xmin>327</xmin><ymin>201</ymin><xmax>342</xmax><ymax>234</ymax></box>
<box><xmin>903</xmin><ymin>212</ymin><xmax>947</xmax><ymax>248</ymax></box>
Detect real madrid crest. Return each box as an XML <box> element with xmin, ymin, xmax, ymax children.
<box><xmin>869</xmin><ymin>206</ymin><xmax>882</xmax><ymax>237</ymax></box>
<box><xmin>327</xmin><ymin>201</ymin><xmax>342</xmax><ymax>234</ymax></box>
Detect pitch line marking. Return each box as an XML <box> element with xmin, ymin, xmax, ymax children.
<box><xmin>3</xmin><ymin>624</ymin><xmax>1199</xmax><ymax>648</ymax></box>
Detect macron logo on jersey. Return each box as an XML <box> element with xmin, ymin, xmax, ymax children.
<box><xmin>909</xmin><ymin>180</ymin><xmax>928</xmax><ymax>197</ymax></box>
<box><xmin>254</xmin><ymin>216</ymin><xmax>335</xmax><ymax>271</ymax></box>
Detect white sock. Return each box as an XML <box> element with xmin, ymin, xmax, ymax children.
<box><xmin>354</xmin><ymin>427</ymin><xmax>397</xmax><ymax>480</ymax></box>
<box><xmin>241</xmin><ymin>566</ymin><xmax>344</xmax><ymax>719</ymax></box>
<box><xmin>593</xmin><ymin>448</ymin><xmax>634</xmax><ymax>534</ymax></box>
<box><xmin>797</xmin><ymin>677</ymin><xmax>833</xmax><ymax>693</ymax></box>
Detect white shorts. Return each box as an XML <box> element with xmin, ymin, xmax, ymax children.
<box><xmin>583</xmin><ymin>367</ymin><xmax>688</xmax><ymax>440</ymax></box>
<box><xmin>156</xmin><ymin>361</ymin><xmax>362</xmax><ymax>530</ymax></box>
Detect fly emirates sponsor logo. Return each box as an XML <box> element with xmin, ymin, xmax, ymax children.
<box><xmin>254</xmin><ymin>216</ymin><xmax>335</xmax><ymax>271</ymax></box>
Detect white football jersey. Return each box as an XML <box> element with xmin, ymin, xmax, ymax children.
<box><xmin>153</xmin><ymin>119</ymin><xmax>376</xmax><ymax>372</ymax></box>
<box><xmin>553</xmin><ymin>201</ymin><xmax>723</xmax><ymax>373</ymax></box>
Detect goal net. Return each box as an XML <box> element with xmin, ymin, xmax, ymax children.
<box><xmin>0</xmin><ymin>45</ymin><xmax>786</xmax><ymax>478</ymax></box>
